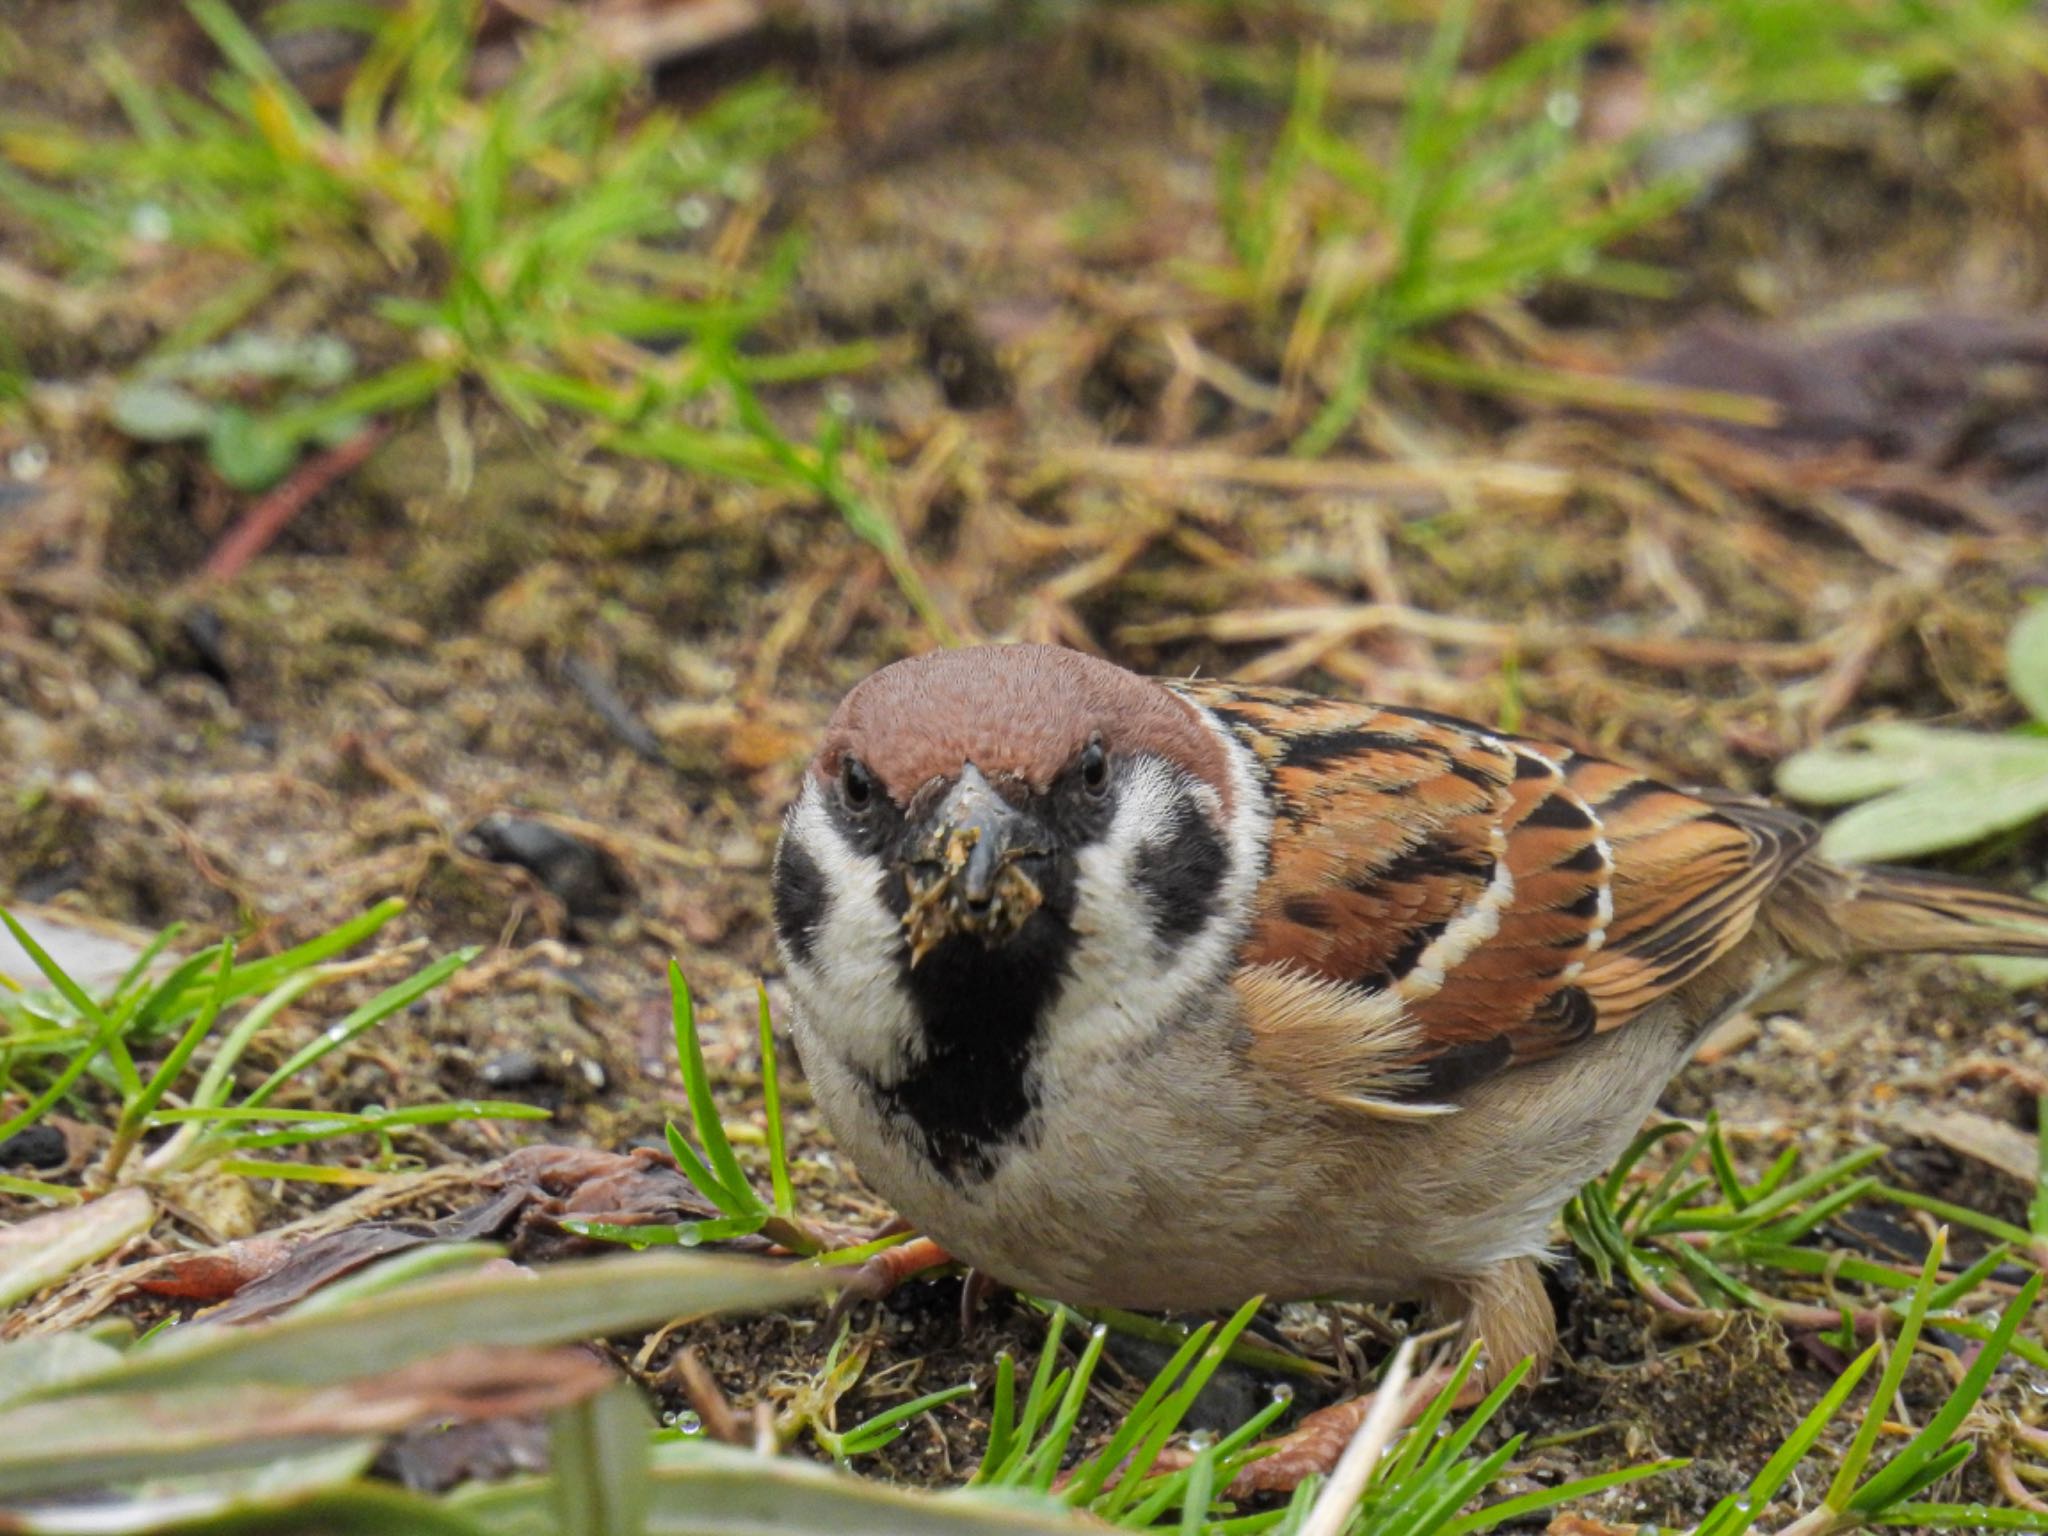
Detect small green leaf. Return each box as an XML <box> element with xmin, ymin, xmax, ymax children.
<box><xmin>1777</xmin><ymin>723</ymin><xmax>2047</xmax><ymax>808</ymax></box>
<box><xmin>550</xmin><ymin>1383</ymin><xmax>651</xmax><ymax>1536</ymax></box>
<box><xmin>208</xmin><ymin>405</ymin><xmax>301</xmax><ymax>490</ymax></box>
<box><xmin>1815</xmin><ymin>751</ymin><xmax>2048</xmax><ymax>862</ymax></box>
<box><xmin>0</xmin><ymin>1333</ymin><xmax>125</xmax><ymax>1412</ymax></box>
<box><xmin>111</xmin><ymin>379</ymin><xmax>216</xmax><ymax>440</ymax></box>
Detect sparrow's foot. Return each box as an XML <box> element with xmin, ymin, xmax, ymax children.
<box><xmin>1171</xmin><ymin>1259</ymin><xmax>1555</xmax><ymax>1498</ymax></box>
<box><xmin>1220</xmin><ymin>1364</ymin><xmax>1469</xmax><ymax>1497</ymax></box>
<box><xmin>822</xmin><ymin>1235</ymin><xmax>953</xmax><ymax>1337</ymax></box>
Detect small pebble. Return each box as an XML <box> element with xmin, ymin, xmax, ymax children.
<box><xmin>0</xmin><ymin>1124</ymin><xmax>69</xmax><ymax>1169</ymax></box>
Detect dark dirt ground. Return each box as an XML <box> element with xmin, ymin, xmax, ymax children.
<box><xmin>5</xmin><ymin>2</ymin><xmax>2048</xmax><ymax>1527</ymax></box>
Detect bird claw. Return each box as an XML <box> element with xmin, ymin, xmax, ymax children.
<box><xmin>1154</xmin><ymin>1362</ymin><xmax>1471</xmax><ymax>1498</ymax></box>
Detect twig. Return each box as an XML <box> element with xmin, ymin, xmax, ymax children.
<box><xmin>1121</xmin><ymin>602</ymin><xmax>1846</xmax><ymax>679</ymax></box>
<box><xmin>1119</xmin><ymin>602</ymin><xmax>1513</xmax><ymax>650</ymax></box>
<box><xmin>559</xmin><ymin>655</ymin><xmax>667</xmax><ymax>764</ymax></box>
<box><xmin>1046</xmin><ymin>445</ymin><xmax>1572</xmax><ymax>507</ymax></box>
<box><xmin>674</xmin><ymin>1346</ymin><xmax>747</xmax><ymax>1446</ymax></box>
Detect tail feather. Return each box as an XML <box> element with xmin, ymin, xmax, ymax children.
<box><xmin>1788</xmin><ymin>864</ymin><xmax>2048</xmax><ymax>960</ymax></box>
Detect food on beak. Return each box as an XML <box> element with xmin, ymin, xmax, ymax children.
<box><xmin>901</xmin><ymin>763</ymin><xmax>1045</xmax><ymax>965</ymax></box>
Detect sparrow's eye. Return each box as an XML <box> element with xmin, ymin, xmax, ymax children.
<box><xmin>1080</xmin><ymin>739</ymin><xmax>1110</xmax><ymax>797</ymax></box>
<box><xmin>840</xmin><ymin>756</ymin><xmax>875</xmax><ymax>810</ymax></box>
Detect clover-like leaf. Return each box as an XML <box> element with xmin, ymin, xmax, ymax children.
<box><xmin>1815</xmin><ymin>748</ymin><xmax>2048</xmax><ymax>863</ymax></box>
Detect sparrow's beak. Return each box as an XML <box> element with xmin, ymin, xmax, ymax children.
<box><xmin>901</xmin><ymin>763</ymin><xmax>1046</xmax><ymax>966</ymax></box>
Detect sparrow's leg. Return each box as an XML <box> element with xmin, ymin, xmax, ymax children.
<box><xmin>1221</xmin><ymin>1258</ymin><xmax>1556</xmax><ymax>1497</ymax></box>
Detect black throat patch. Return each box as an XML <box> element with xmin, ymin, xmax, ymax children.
<box><xmin>869</xmin><ymin>905</ymin><xmax>1076</xmax><ymax>1183</ymax></box>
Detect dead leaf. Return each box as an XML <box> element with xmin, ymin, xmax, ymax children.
<box><xmin>133</xmin><ymin>1234</ymin><xmax>293</xmax><ymax>1301</ymax></box>
<box><xmin>1891</xmin><ymin>1107</ymin><xmax>2040</xmax><ymax>1188</ymax></box>
<box><xmin>124</xmin><ymin>1145</ymin><xmax>736</xmax><ymax>1322</ymax></box>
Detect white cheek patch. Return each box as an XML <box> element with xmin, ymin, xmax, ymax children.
<box><xmin>1039</xmin><ymin>720</ymin><xmax>1272</xmax><ymax>1083</ymax></box>
<box><xmin>778</xmin><ymin>783</ymin><xmax>919</xmax><ymax>1081</ymax></box>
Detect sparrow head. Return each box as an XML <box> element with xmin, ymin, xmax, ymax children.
<box><xmin>771</xmin><ymin>646</ymin><xmax>1260</xmax><ymax>1153</ymax></box>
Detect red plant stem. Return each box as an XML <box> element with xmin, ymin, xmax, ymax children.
<box><xmin>201</xmin><ymin>420</ymin><xmax>392</xmax><ymax>582</ymax></box>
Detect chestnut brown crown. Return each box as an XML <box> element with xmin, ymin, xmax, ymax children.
<box><xmin>815</xmin><ymin>644</ymin><xmax>1230</xmax><ymax>809</ymax></box>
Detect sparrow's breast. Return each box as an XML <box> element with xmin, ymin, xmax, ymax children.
<box><xmin>792</xmin><ymin>965</ymin><xmax>1748</xmax><ymax>1311</ymax></box>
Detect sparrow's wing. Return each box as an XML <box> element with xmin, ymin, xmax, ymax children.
<box><xmin>1173</xmin><ymin>681</ymin><xmax>1813</xmax><ymax>1103</ymax></box>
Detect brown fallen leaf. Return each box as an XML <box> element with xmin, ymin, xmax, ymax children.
<box><xmin>127</xmin><ymin>1144</ymin><xmax>740</xmax><ymax>1322</ymax></box>
<box><xmin>1637</xmin><ymin>311</ymin><xmax>2048</xmax><ymax>527</ymax></box>
<box><xmin>134</xmin><ymin>1234</ymin><xmax>294</xmax><ymax>1301</ymax></box>
<box><xmin>162</xmin><ymin>1183</ymin><xmax>533</xmax><ymax>1325</ymax></box>
<box><xmin>1890</xmin><ymin>1107</ymin><xmax>2040</xmax><ymax>1188</ymax></box>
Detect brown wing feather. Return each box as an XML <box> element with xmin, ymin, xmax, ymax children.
<box><xmin>1559</xmin><ymin>763</ymin><xmax>1816</xmax><ymax>1023</ymax></box>
<box><xmin>1175</xmin><ymin>684</ymin><xmax>1515</xmax><ymax>991</ymax></box>
<box><xmin>1171</xmin><ymin>680</ymin><xmax>1814</xmax><ymax>1102</ymax></box>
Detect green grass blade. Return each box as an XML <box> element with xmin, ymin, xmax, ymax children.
<box><xmin>1850</xmin><ymin>1270</ymin><xmax>2042</xmax><ymax>1512</ymax></box>
<box><xmin>0</xmin><ymin>907</ymin><xmax>140</xmax><ymax>1098</ymax></box>
<box><xmin>1831</xmin><ymin>1236</ymin><xmax>1945</xmax><ymax>1508</ymax></box>
<box><xmin>665</xmin><ymin>1120</ymin><xmax>753</xmax><ymax>1216</ymax></box>
<box><xmin>971</xmin><ymin>1349</ymin><xmax>1018</xmax><ymax>1483</ymax></box>
<box><xmin>1443</xmin><ymin>1457</ymin><xmax>1686</xmax><ymax>1534</ymax></box>
<box><xmin>240</xmin><ymin>948</ymin><xmax>476</xmax><ymax>1110</ymax></box>
<box><xmin>758</xmin><ymin>985</ymin><xmax>794</xmax><ymax>1220</ymax></box>
<box><xmin>1874</xmin><ymin>1504</ymin><xmax>2048</xmax><ymax>1530</ymax></box>
<box><xmin>669</xmin><ymin>963</ymin><xmax>759</xmax><ymax>1213</ymax></box>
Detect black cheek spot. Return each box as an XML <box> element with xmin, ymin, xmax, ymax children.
<box><xmin>1132</xmin><ymin>802</ymin><xmax>1229</xmax><ymax>948</ymax></box>
<box><xmin>771</xmin><ymin>837</ymin><xmax>830</xmax><ymax>965</ymax></box>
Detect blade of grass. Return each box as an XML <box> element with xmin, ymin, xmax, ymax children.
<box><xmin>757</xmin><ymin>984</ymin><xmax>794</xmax><ymax>1220</ymax></box>
<box><xmin>240</xmin><ymin>948</ymin><xmax>477</xmax><ymax>1111</ymax></box>
<box><xmin>669</xmin><ymin>963</ymin><xmax>758</xmax><ymax>1211</ymax></box>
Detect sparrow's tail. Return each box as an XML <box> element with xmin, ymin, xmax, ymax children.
<box><xmin>1781</xmin><ymin>862</ymin><xmax>2048</xmax><ymax>961</ymax></box>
